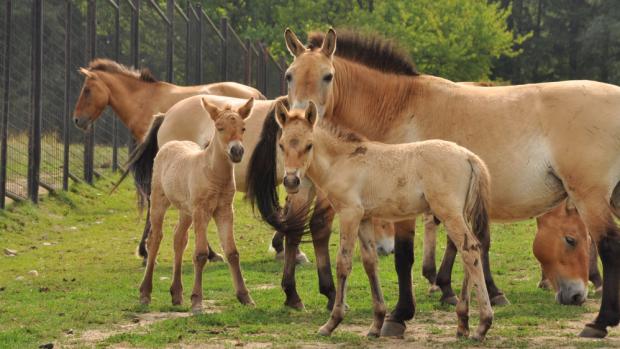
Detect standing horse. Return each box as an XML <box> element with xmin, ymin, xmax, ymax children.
<box><xmin>73</xmin><ymin>58</ymin><xmax>265</xmax><ymax>262</ymax></box>
<box><xmin>140</xmin><ymin>98</ymin><xmax>255</xmax><ymax>312</ymax></box>
<box><xmin>247</xmin><ymin>28</ymin><xmax>620</xmax><ymax>338</ymax></box>
<box><xmin>274</xmin><ymin>101</ymin><xmax>493</xmax><ymax>340</ymax></box>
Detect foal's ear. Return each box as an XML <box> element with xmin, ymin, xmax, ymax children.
<box><xmin>201</xmin><ymin>98</ymin><xmax>221</xmax><ymax>121</ymax></box>
<box><xmin>78</xmin><ymin>67</ymin><xmax>95</xmax><ymax>78</ymax></box>
<box><xmin>284</xmin><ymin>28</ymin><xmax>306</xmax><ymax>57</ymax></box>
<box><xmin>237</xmin><ymin>97</ymin><xmax>254</xmax><ymax>120</ymax></box>
<box><xmin>321</xmin><ymin>28</ymin><xmax>337</xmax><ymax>58</ymax></box>
<box><xmin>306</xmin><ymin>101</ymin><xmax>318</xmax><ymax>126</ymax></box>
<box><xmin>274</xmin><ymin>100</ymin><xmax>288</xmax><ymax>128</ymax></box>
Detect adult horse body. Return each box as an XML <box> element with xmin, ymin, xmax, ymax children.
<box><xmin>248</xmin><ymin>29</ymin><xmax>620</xmax><ymax>338</ymax></box>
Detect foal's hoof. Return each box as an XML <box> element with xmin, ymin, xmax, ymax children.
<box><xmin>428</xmin><ymin>284</ymin><xmax>441</xmax><ymax>294</ymax></box>
<box><xmin>139</xmin><ymin>295</ymin><xmax>151</xmax><ymax>305</ymax></box>
<box><xmin>490</xmin><ymin>294</ymin><xmax>510</xmax><ymax>306</ymax></box>
<box><xmin>238</xmin><ymin>293</ymin><xmax>255</xmax><ymax>306</ymax></box>
<box><xmin>191</xmin><ymin>306</ymin><xmax>203</xmax><ymax>315</ymax></box>
<box><xmin>284</xmin><ymin>299</ymin><xmax>305</xmax><ymax>310</ymax></box>
<box><xmin>367</xmin><ymin>329</ymin><xmax>380</xmax><ymax>339</ymax></box>
<box><xmin>440</xmin><ymin>295</ymin><xmax>459</xmax><ymax>306</ymax></box>
<box><xmin>208</xmin><ymin>252</ymin><xmax>225</xmax><ymax>263</ymax></box>
<box><xmin>296</xmin><ymin>250</ymin><xmax>310</xmax><ymax>265</ymax></box>
<box><xmin>471</xmin><ymin>333</ymin><xmax>485</xmax><ymax>341</ymax></box>
<box><xmin>380</xmin><ymin>320</ymin><xmax>406</xmax><ymax>338</ymax></box>
<box><xmin>579</xmin><ymin>324</ymin><xmax>607</xmax><ymax>338</ymax></box>
<box><xmin>318</xmin><ymin>325</ymin><xmax>332</xmax><ymax>337</ymax></box>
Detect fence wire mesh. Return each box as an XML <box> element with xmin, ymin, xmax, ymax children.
<box><xmin>1</xmin><ymin>0</ymin><xmax>285</xmax><ymax>207</ymax></box>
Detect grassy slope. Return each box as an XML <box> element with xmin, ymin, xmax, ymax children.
<box><xmin>0</xmin><ymin>175</ymin><xmax>614</xmax><ymax>348</ymax></box>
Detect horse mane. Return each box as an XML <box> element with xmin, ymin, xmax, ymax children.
<box><xmin>88</xmin><ymin>58</ymin><xmax>158</xmax><ymax>83</ymax></box>
<box><xmin>317</xmin><ymin>119</ymin><xmax>367</xmax><ymax>143</ymax></box>
<box><xmin>307</xmin><ymin>29</ymin><xmax>418</xmax><ymax>76</ymax></box>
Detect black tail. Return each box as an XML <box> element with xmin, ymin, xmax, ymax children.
<box><xmin>111</xmin><ymin>114</ymin><xmax>165</xmax><ymax>210</ymax></box>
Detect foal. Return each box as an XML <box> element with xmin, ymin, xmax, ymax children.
<box><xmin>139</xmin><ymin>97</ymin><xmax>255</xmax><ymax>313</ymax></box>
<box><xmin>274</xmin><ymin>101</ymin><xmax>493</xmax><ymax>340</ymax></box>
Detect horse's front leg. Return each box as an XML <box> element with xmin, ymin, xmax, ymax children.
<box><xmin>213</xmin><ymin>204</ymin><xmax>254</xmax><ymax>306</ymax></box>
<box><xmin>318</xmin><ymin>207</ymin><xmax>363</xmax><ymax>336</ymax></box>
<box><xmin>310</xmin><ymin>195</ymin><xmax>337</xmax><ymax>310</ymax></box>
<box><xmin>589</xmin><ymin>239</ymin><xmax>603</xmax><ymax>293</ymax></box>
<box><xmin>190</xmin><ymin>206</ymin><xmax>212</xmax><ymax>313</ymax></box>
<box><xmin>381</xmin><ymin>219</ymin><xmax>416</xmax><ymax>338</ymax></box>
<box><xmin>358</xmin><ymin>219</ymin><xmax>386</xmax><ymax>338</ymax></box>
<box><xmin>139</xmin><ymin>189</ymin><xmax>169</xmax><ymax>305</ymax></box>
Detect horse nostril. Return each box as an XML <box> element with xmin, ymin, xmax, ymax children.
<box><xmin>572</xmin><ymin>293</ymin><xmax>583</xmax><ymax>304</ymax></box>
<box><xmin>73</xmin><ymin>118</ymin><xmax>79</xmax><ymax>125</ymax></box>
<box><xmin>283</xmin><ymin>175</ymin><xmax>300</xmax><ymax>188</ymax></box>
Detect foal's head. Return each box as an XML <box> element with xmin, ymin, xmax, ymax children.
<box><xmin>533</xmin><ymin>201</ymin><xmax>589</xmax><ymax>305</ymax></box>
<box><xmin>201</xmin><ymin>97</ymin><xmax>254</xmax><ymax>163</ymax></box>
<box><xmin>284</xmin><ymin>28</ymin><xmax>336</xmax><ymax>118</ymax></box>
<box><xmin>274</xmin><ymin>101</ymin><xmax>318</xmax><ymax>194</ymax></box>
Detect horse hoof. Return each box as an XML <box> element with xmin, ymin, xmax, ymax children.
<box><xmin>380</xmin><ymin>320</ymin><xmax>406</xmax><ymax>338</ymax></box>
<box><xmin>284</xmin><ymin>300</ymin><xmax>305</xmax><ymax>310</ymax></box>
<box><xmin>471</xmin><ymin>333</ymin><xmax>485</xmax><ymax>341</ymax></box>
<box><xmin>490</xmin><ymin>294</ymin><xmax>510</xmax><ymax>306</ymax></box>
<box><xmin>579</xmin><ymin>325</ymin><xmax>607</xmax><ymax>338</ymax></box>
<box><xmin>318</xmin><ymin>326</ymin><xmax>332</xmax><ymax>337</ymax></box>
<box><xmin>208</xmin><ymin>253</ymin><xmax>225</xmax><ymax>263</ymax></box>
<box><xmin>440</xmin><ymin>295</ymin><xmax>459</xmax><ymax>306</ymax></box>
<box><xmin>296</xmin><ymin>250</ymin><xmax>310</xmax><ymax>265</ymax></box>
<box><xmin>139</xmin><ymin>296</ymin><xmax>150</xmax><ymax>305</ymax></box>
<box><xmin>191</xmin><ymin>306</ymin><xmax>203</xmax><ymax>315</ymax></box>
<box><xmin>367</xmin><ymin>330</ymin><xmax>380</xmax><ymax>339</ymax></box>
<box><xmin>428</xmin><ymin>284</ymin><xmax>441</xmax><ymax>294</ymax></box>
<box><xmin>238</xmin><ymin>293</ymin><xmax>255</xmax><ymax>306</ymax></box>
<box><xmin>456</xmin><ymin>330</ymin><xmax>469</xmax><ymax>339</ymax></box>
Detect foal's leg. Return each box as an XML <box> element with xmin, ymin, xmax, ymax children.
<box><xmin>310</xmin><ymin>196</ymin><xmax>337</xmax><ymax>310</ymax></box>
<box><xmin>358</xmin><ymin>219</ymin><xmax>386</xmax><ymax>338</ymax></box>
<box><xmin>588</xmin><ymin>241</ymin><xmax>603</xmax><ymax>293</ymax></box>
<box><xmin>139</xmin><ymin>189</ymin><xmax>169</xmax><ymax>305</ymax></box>
<box><xmin>444</xmin><ymin>218</ymin><xmax>493</xmax><ymax>340</ymax></box>
<box><xmin>170</xmin><ymin>213</ymin><xmax>192</xmax><ymax>305</ymax></box>
<box><xmin>422</xmin><ymin>214</ymin><xmax>440</xmax><ymax>292</ymax></box>
<box><xmin>381</xmin><ymin>219</ymin><xmax>416</xmax><ymax>338</ymax></box>
<box><xmin>213</xmin><ymin>205</ymin><xmax>254</xmax><ymax>306</ymax></box>
<box><xmin>190</xmin><ymin>206</ymin><xmax>212</xmax><ymax>313</ymax></box>
<box><xmin>318</xmin><ymin>208</ymin><xmax>363</xmax><ymax>336</ymax></box>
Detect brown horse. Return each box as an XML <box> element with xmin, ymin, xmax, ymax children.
<box><xmin>275</xmin><ymin>101</ymin><xmax>493</xmax><ymax>339</ymax></box>
<box><xmin>140</xmin><ymin>98</ymin><xmax>255</xmax><ymax>312</ymax></box>
<box><xmin>247</xmin><ymin>28</ymin><xmax>620</xmax><ymax>338</ymax></box>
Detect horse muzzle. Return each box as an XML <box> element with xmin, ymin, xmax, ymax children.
<box><xmin>228</xmin><ymin>144</ymin><xmax>244</xmax><ymax>163</ymax></box>
<box><xmin>283</xmin><ymin>173</ymin><xmax>301</xmax><ymax>194</ymax></box>
<box><xmin>73</xmin><ymin>115</ymin><xmax>92</xmax><ymax>131</ymax></box>
<box><xmin>556</xmin><ymin>279</ymin><xmax>587</xmax><ymax>305</ymax></box>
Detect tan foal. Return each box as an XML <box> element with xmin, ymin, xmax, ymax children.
<box><xmin>274</xmin><ymin>101</ymin><xmax>493</xmax><ymax>340</ymax></box>
<box><xmin>139</xmin><ymin>97</ymin><xmax>255</xmax><ymax>313</ymax></box>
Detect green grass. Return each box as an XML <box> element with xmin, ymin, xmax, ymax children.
<box><xmin>0</xmin><ymin>174</ymin><xmax>616</xmax><ymax>348</ymax></box>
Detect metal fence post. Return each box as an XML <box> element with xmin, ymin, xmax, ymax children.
<box><xmin>84</xmin><ymin>0</ymin><xmax>96</xmax><ymax>184</ymax></box>
<box><xmin>220</xmin><ymin>17</ymin><xmax>228</xmax><ymax>82</ymax></box>
<box><xmin>0</xmin><ymin>0</ymin><xmax>11</xmax><ymax>208</ymax></box>
<box><xmin>112</xmin><ymin>3</ymin><xmax>120</xmax><ymax>171</ymax></box>
<box><xmin>185</xmin><ymin>1</ymin><xmax>191</xmax><ymax>84</ymax></box>
<box><xmin>244</xmin><ymin>38</ymin><xmax>251</xmax><ymax>86</ymax></box>
<box><xmin>131</xmin><ymin>0</ymin><xmax>140</xmax><ymax>69</ymax></box>
<box><xmin>195</xmin><ymin>4</ymin><xmax>202</xmax><ymax>84</ymax></box>
<box><xmin>27</xmin><ymin>0</ymin><xmax>43</xmax><ymax>202</ymax></box>
<box><xmin>279</xmin><ymin>56</ymin><xmax>287</xmax><ymax>95</ymax></box>
<box><xmin>166</xmin><ymin>0</ymin><xmax>174</xmax><ymax>83</ymax></box>
<box><xmin>62</xmin><ymin>0</ymin><xmax>71</xmax><ymax>189</ymax></box>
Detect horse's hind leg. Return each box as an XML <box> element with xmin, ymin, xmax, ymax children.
<box><xmin>436</xmin><ymin>238</ymin><xmax>458</xmax><ymax>305</ymax></box>
<box><xmin>214</xmin><ymin>205</ymin><xmax>254</xmax><ymax>306</ymax></box>
<box><xmin>381</xmin><ymin>219</ymin><xmax>416</xmax><ymax>338</ymax></box>
<box><xmin>190</xmin><ymin>207</ymin><xmax>212</xmax><ymax>313</ymax></box>
<box><xmin>479</xmin><ymin>222</ymin><xmax>509</xmax><ymax>306</ymax></box>
<box><xmin>422</xmin><ymin>214</ymin><xmax>440</xmax><ymax>292</ymax></box>
<box><xmin>139</xmin><ymin>190</ymin><xmax>169</xmax><ymax>305</ymax></box>
<box><xmin>138</xmin><ymin>198</ymin><xmax>151</xmax><ymax>266</ymax></box>
<box><xmin>310</xmin><ymin>199</ymin><xmax>337</xmax><ymax>310</ymax></box>
<box><xmin>358</xmin><ymin>219</ymin><xmax>386</xmax><ymax>338</ymax></box>
<box><xmin>170</xmin><ymin>213</ymin><xmax>192</xmax><ymax>305</ymax></box>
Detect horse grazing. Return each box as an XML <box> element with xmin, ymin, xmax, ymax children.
<box><xmin>274</xmin><ymin>101</ymin><xmax>493</xmax><ymax>340</ymax></box>
<box><xmin>248</xmin><ymin>28</ymin><xmax>620</xmax><ymax>338</ymax></box>
<box><xmin>139</xmin><ymin>98</ymin><xmax>255</xmax><ymax>313</ymax></box>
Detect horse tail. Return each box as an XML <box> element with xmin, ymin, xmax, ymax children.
<box><xmin>464</xmin><ymin>155</ymin><xmax>491</xmax><ymax>242</ymax></box>
<box><xmin>111</xmin><ymin>113</ymin><xmax>165</xmax><ymax>211</ymax></box>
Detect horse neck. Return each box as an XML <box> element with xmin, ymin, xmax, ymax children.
<box><xmin>305</xmin><ymin>125</ymin><xmax>358</xmax><ymax>188</ymax></box>
<box><xmin>201</xmin><ymin>138</ymin><xmax>234</xmax><ymax>184</ymax></box>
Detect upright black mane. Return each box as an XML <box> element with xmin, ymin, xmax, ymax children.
<box><xmin>307</xmin><ymin>29</ymin><xmax>418</xmax><ymax>76</ymax></box>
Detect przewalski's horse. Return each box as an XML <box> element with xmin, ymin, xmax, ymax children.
<box><xmin>139</xmin><ymin>98</ymin><xmax>255</xmax><ymax>313</ymax></box>
<box><xmin>274</xmin><ymin>101</ymin><xmax>493</xmax><ymax>340</ymax></box>
<box><xmin>248</xmin><ymin>28</ymin><xmax>620</xmax><ymax>338</ymax></box>
<box><xmin>73</xmin><ymin>58</ymin><xmax>265</xmax><ymax>140</ymax></box>
<box><xmin>74</xmin><ymin>58</ymin><xmax>264</xmax><ymax>263</ymax></box>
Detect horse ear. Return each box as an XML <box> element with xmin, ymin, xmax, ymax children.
<box><xmin>284</xmin><ymin>28</ymin><xmax>306</xmax><ymax>57</ymax></box>
<box><xmin>201</xmin><ymin>98</ymin><xmax>221</xmax><ymax>121</ymax></box>
<box><xmin>306</xmin><ymin>101</ymin><xmax>318</xmax><ymax>126</ymax></box>
<box><xmin>78</xmin><ymin>67</ymin><xmax>94</xmax><ymax>78</ymax></box>
<box><xmin>237</xmin><ymin>97</ymin><xmax>254</xmax><ymax>120</ymax></box>
<box><xmin>274</xmin><ymin>101</ymin><xmax>288</xmax><ymax>128</ymax></box>
<box><xmin>321</xmin><ymin>28</ymin><xmax>337</xmax><ymax>58</ymax></box>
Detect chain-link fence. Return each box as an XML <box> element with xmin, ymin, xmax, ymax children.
<box><xmin>0</xmin><ymin>0</ymin><xmax>287</xmax><ymax>208</ymax></box>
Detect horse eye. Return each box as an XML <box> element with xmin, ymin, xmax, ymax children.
<box><xmin>279</xmin><ymin>144</ymin><xmax>284</xmax><ymax>151</ymax></box>
<box><xmin>323</xmin><ymin>73</ymin><xmax>333</xmax><ymax>82</ymax></box>
<box><xmin>564</xmin><ymin>236</ymin><xmax>577</xmax><ymax>247</ymax></box>
<box><xmin>285</xmin><ymin>73</ymin><xmax>292</xmax><ymax>82</ymax></box>
<box><xmin>305</xmin><ymin>144</ymin><xmax>313</xmax><ymax>152</ymax></box>
<box><xmin>217</xmin><ymin>128</ymin><xmax>224</xmax><ymax>132</ymax></box>
<box><xmin>242</xmin><ymin>127</ymin><xmax>246</xmax><ymax>132</ymax></box>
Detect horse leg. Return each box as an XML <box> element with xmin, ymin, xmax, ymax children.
<box><xmin>138</xmin><ymin>198</ymin><xmax>151</xmax><ymax>266</ymax></box>
<box><xmin>358</xmin><ymin>219</ymin><xmax>386</xmax><ymax>338</ymax></box>
<box><xmin>381</xmin><ymin>219</ymin><xmax>416</xmax><ymax>338</ymax></box>
<box><xmin>272</xmin><ymin>230</ymin><xmax>285</xmax><ymax>259</ymax></box>
<box><xmin>310</xmin><ymin>199</ymin><xmax>337</xmax><ymax>310</ymax></box>
<box><xmin>589</xmin><ymin>240</ymin><xmax>603</xmax><ymax>293</ymax></box>
<box><xmin>479</xmin><ymin>220</ymin><xmax>509</xmax><ymax>306</ymax></box>
<box><xmin>139</xmin><ymin>190</ymin><xmax>168</xmax><ymax>305</ymax></box>
<box><xmin>214</xmin><ymin>205</ymin><xmax>254</xmax><ymax>306</ymax></box>
<box><xmin>422</xmin><ymin>214</ymin><xmax>440</xmax><ymax>292</ymax></box>
<box><xmin>436</xmin><ymin>237</ymin><xmax>458</xmax><ymax>305</ymax></box>
<box><xmin>170</xmin><ymin>213</ymin><xmax>192</xmax><ymax>305</ymax></box>
<box><xmin>445</xmin><ymin>218</ymin><xmax>493</xmax><ymax>340</ymax></box>
<box><xmin>572</xmin><ymin>193</ymin><xmax>620</xmax><ymax>338</ymax></box>
<box><xmin>318</xmin><ymin>208</ymin><xmax>362</xmax><ymax>336</ymax></box>
<box><xmin>190</xmin><ymin>207</ymin><xmax>211</xmax><ymax>314</ymax></box>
